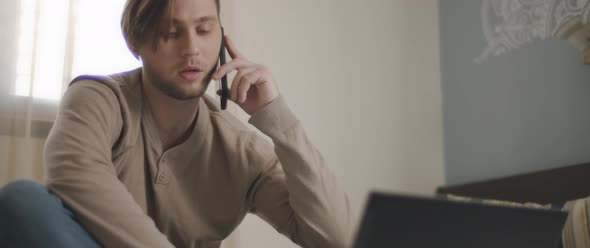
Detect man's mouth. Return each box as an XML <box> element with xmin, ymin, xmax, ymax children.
<box><xmin>179</xmin><ymin>66</ymin><xmax>204</xmax><ymax>81</ymax></box>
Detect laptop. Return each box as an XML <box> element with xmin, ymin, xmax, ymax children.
<box><xmin>353</xmin><ymin>192</ymin><xmax>568</xmax><ymax>248</ymax></box>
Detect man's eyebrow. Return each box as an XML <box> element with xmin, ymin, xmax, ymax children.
<box><xmin>171</xmin><ymin>16</ymin><xmax>218</xmax><ymax>25</ymax></box>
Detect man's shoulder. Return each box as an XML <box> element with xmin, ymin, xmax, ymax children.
<box><xmin>68</xmin><ymin>68</ymin><xmax>143</xmax><ymax>114</ymax></box>
<box><xmin>63</xmin><ymin>69</ymin><xmax>144</xmax><ymax>145</ymax></box>
<box><xmin>70</xmin><ymin>68</ymin><xmax>142</xmax><ymax>95</ymax></box>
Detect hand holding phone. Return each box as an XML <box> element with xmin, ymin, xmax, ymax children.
<box><xmin>212</xmin><ymin>29</ymin><xmax>280</xmax><ymax>114</ymax></box>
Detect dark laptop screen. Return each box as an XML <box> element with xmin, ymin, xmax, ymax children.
<box><xmin>354</xmin><ymin>192</ymin><xmax>567</xmax><ymax>248</ymax></box>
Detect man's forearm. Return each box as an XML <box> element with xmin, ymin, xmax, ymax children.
<box><xmin>249</xmin><ymin>96</ymin><xmax>352</xmax><ymax>247</ymax></box>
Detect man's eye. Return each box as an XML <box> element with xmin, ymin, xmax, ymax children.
<box><xmin>166</xmin><ymin>31</ymin><xmax>179</xmax><ymax>38</ymax></box>
<box><xmin>197</xmin><ymin>29</ymin><xmax>210</xmax><ymax>34</ymax></box>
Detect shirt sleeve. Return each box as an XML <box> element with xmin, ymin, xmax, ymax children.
<box><xmin>44</xmin><ymin>80</ymin><xmax>175</xmax><ymax>248</ymax></box>
<box><xmin>246</xmin><ymin>96</ymin><xmax>353</xmax><ymax>248</ymax></box>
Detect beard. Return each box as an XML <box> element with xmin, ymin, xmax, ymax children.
<box><xmin>143</xmin><ymin>63</ymin><xmax>217</xmax><ymax>101</ymax></box>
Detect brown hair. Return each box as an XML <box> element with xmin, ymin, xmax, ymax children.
<box><xmin>121</xmin><ymin>0</ymin><xmax>221</xmax><ymax>58</ymax></box>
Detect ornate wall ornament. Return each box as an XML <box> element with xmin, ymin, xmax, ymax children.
<box><xmin>475</xmin><ymin>0</ymin><xmax>590</xmax><ymax>63</ymax></box>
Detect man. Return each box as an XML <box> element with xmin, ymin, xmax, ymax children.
<box><xmin>0</xmin><ymin>0</ymin><xmax>351</xmax><ymax>247</ymax></box>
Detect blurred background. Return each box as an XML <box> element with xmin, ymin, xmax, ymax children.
<box><xmin>15</xmin><ymin>0</ymin><xmax>590</xmax><ymax>247</ymax></box>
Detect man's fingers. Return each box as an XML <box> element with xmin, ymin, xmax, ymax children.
<box><xmin>230</xmin><ymin>70</ymin><xmax>243</xmax><ymax>102</ymax></box>
<box><xmin>224</xmin><ymin>35</ymin><xmax>244</xmax><ymax>59</ymax></box>
<box><xmin>230</xmin><ymin>67</ymin><xmax>256</xmax><ymax>102</ymax></box>
<box><xmin>238</xmin><ymin>71</ymin><xmax>262</xmax><ymax>103</ymax></box>
<box><xmin>237</xmin><ymin>81</ymin><xmax>252</xmax><ymax>104</ymax></box>
<box><xmin>213</xmin><ymin>59</ymin><xmax>251</xmax><ymax>80</ymax></box>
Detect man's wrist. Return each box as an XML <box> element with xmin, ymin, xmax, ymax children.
<box><xmin>248</xmin><ymin>95</ymin><xmax>298</xmax><ymax>137</ymax></box>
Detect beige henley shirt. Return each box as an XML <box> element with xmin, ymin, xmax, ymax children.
<box><xmin>44</xmin><ymin>68</ymin><xmax>352</xmax><ymax>248</ymax></box>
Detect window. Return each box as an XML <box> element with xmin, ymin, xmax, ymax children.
<box><xmin>0</xmin><ymin>0</ymin><xmax>141</xmax><ymax>137</ymax></box>
<box><xmin>14</xmin><ymin>0</ymin><xmax>141</xmax><ymax>101</ymax></box>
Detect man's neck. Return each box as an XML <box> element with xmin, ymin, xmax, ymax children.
<box><xmin>142</xmin><ymin>76</ymin><xmax>200</xmax><ymax>151</ymax></box>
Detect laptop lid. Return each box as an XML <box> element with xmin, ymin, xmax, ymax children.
<box><xmin>353</xmin><ymin>192</ymin><xmax>568</xmax><ymax>248</ymax></box>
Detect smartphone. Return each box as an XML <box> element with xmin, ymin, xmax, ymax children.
<box><xmin>218</xmin><ymin>27</ymin><xmax>229</xmax><ymax>110</ymax></box>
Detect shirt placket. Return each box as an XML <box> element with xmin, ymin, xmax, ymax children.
<box><xmin>155</xmin><ymin>153</ymin><xmax>171</xmax><ymax>185</ymax></box>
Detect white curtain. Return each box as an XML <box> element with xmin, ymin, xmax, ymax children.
<box><xmin>0</xmin><ymin>0</ymin><xmax>141</xmax><ymax>186</ymax></box>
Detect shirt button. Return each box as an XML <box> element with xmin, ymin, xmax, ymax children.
<box><xmin>156</xmin><ymin>170</ymin><xmax>168</xmax><ymax>184</ymax></box>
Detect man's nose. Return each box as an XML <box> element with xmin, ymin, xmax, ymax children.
<box><xmin>182</xmin><ymin>47</ymin><xmax>200</xmax><ymax>57</ymax></box>
<box><xmin>181</xmin><ymin>32</ymin><xmax>201</xmax><ymax>57</ymax></box>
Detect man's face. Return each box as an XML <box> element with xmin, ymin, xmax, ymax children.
<box><xmin>137</xmin><ymin>0</ymin><xmax>221</xmax><ymax>100</ymax></box>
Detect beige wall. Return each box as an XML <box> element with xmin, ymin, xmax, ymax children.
<box><xmin>221</xmin><ymin>0</ymin><xmax>444</xmax><ymax>247</ymax></box>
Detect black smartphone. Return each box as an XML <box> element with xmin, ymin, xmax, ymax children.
<box><xmin>218</xmin><ymin>27</ymin><xmax>229</xmax><ymax>110</ymax></box>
